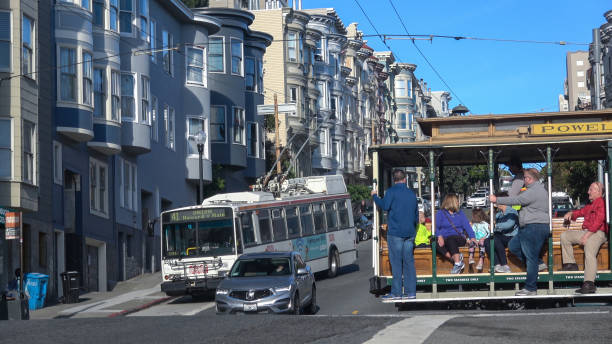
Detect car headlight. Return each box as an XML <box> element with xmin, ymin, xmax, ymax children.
<box><xmin>273</xmin><ymin>286</ymin><xmax>291</xmax><ymax>293</ymax></box>
<box><xmin>216</xmin><ymin>288</ymin><xmax>229</xmax><ymax>295</ymax></box>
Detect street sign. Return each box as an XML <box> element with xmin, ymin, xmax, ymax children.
<box><xmin>5</xmin><ymin>212</ymin><xmax>20</xmax><ymax>240</ymax></box>
<box><xmin>0</xmin><ymin>207</ymin><xmax>14</xmax><ymax>224</ymax></box>
<box><xmin>257</xmin><ymin>103</ymin><xmax>297</xmax><ymax>115</ymax></box>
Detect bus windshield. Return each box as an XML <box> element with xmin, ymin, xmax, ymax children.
<box><xmin>163</xmin><ymin>218</ymin><xmax>235</xmax><ymax>259</ymax></box>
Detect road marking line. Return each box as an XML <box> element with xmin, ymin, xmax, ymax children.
<box><xmin>471</xmin><ymin>310</ymin><xmax>610</xmax><ymax>317</ymax></box>
<box><xmin>364</xmin><ymin>315</ymin><xmax>455</xmax><ymax>344</ymax></box>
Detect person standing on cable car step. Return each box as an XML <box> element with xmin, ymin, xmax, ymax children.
<box><xmin>372</xmin><ymin>169</ymin><xmax>419</xmax><ymax>300</ymax></box>
<box><xmin>490</xmin><ymin>168</ymin><xmax>549</xmax><ymax>296</ymax></box>
<box><xmin>561</xmin><ymin>181</ymin><xmax>608</xmax><ymax>294</ymax></box>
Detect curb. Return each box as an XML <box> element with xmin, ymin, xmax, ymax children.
<box><xmin>108</xmin><ymin>296</ymin><xmax>173</xmax><ymax>318</ymax></box>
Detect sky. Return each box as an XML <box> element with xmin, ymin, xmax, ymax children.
<box><xmin>304</xmin><ymin>0</ymin><xmax>611</xmax><ymax>115</ymax></box>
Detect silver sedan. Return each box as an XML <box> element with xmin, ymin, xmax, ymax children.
<box><xmin>215</xmin><ymin>252</ymin><xmax>316</xmax><ymax>314</ymax></box>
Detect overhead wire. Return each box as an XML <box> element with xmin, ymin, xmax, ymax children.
<box><xmin>388</xmin><ymin>0</ymin><xmax>468</xmax><ymax>108</ymax></box>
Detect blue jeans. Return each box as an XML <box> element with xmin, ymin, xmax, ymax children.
<box><xmin>387</xmin><ymin>234</ymin><xmax>416</xmax><ymax>296</ymax></box>
<box><xmin>508</xmin><ymin>224</ymin><xmax>550</xmax><ymax>291</ymax></box>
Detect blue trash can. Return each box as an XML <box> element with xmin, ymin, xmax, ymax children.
<box><xmin>24</xmin><ymin>273</ymin><xmax>49</xmax><ymax>310</ymax></box>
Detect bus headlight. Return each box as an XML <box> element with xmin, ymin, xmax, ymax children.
<box><xmin>216</xmin><ymin>288</ymin><xmax>230</xmax><ymax>295</ymax></box>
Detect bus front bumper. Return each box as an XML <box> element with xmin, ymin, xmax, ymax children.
<box><xmin>161</xmin><ymin>277</ymin><xmax>223</xmax><ymax>295</ymax></box>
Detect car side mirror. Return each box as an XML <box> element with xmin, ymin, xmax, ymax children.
<box><xmin>297</xmin><ymin>268</ymin><xmax>308</xmax><ymax>275</ymax></box>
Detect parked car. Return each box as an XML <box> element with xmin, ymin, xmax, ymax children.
<box><xmin>466</xmin><ymin>192</ymin><xmax>489</xmax><ymax>208</ymax></box>
<box><xmin>552</xmin><ymin>201</ymin><xmax>573</xmax><ymax>217</ymax></box>
<box><xmin>215</xmin><ymin>252</ymin><xmax>316</xmax><ymax>314</ymax></box>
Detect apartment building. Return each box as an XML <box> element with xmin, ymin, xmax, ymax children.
<box><xmin>589</xmin><ymin>9</ymin><xmax>612</xmax><ymax>109</ymax></box>
<box><xmin>565</xmin><ymin>51</ymin><xmax>591</xmax><ymax>111</ymax></box>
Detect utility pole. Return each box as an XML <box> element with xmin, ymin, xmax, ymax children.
<box><xmin>274</xmin><ymin>93</ymin><xmax>281</xmax><ymax>174</ymax></box>
<box><xmin>593</xmin><ymin>28</ymin><xmax>605</xmax><ymax>183</ymax></box>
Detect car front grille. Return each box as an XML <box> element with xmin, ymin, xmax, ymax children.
<box><xmin>229</xmin><ymin>289</ymin><xmax>272</xmax><ymax>301</ymax></box>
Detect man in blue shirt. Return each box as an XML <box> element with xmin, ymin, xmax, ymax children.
<box><xmin>372</xmin><ymin>170</ymin><xmax>419</xmax><ymax>299</ymax></box>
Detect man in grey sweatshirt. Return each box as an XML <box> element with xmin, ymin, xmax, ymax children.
<box><xmin>490</xmin><ymin>168</ymin><xmax>550</xmax><ymax>296</ymax></box>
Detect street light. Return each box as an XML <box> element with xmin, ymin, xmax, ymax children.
<box><xmin>195</xmin><ymin>130</ymin><xmax>206</xmax><ymax>205</ymax></box>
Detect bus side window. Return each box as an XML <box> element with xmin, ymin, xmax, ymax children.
<box><xmin>286</xmin><ymin>206</ymin><xmax>300</xmax><ymax>239</ymax></box>
<box><xmin>338</xmin><ymin>200</ymin><xmax>350</xmax><ymax>228</ymax></box>
<box><xmin>313</xmin><ymin>203</ymin><xmax>326</xmax><ymax>233</ymax></box>
<box><xmin>272</xmin><ymin>208</ymin><xmax>287</xmax><ymax>241</ymax></box>
<box><xmin>235</xmin><ymin>218</ymin><xmax>243</xmax><ymax>254</ymax></box>
<box><xmin>241</xmin><ymin>212</ymin><xmax>256</xmax><ymax>247</ymax></box>
<box><xmin>299</xmin><ymin>204</ymin><xmax>314</xmax><ymax>236</ymax></box>
<box><xmin>325</xmin><ymin>201</ymin><xmax>338</xmax><ymax>231</ymax></box>
<box><xmin>258</xmin><ymin>209</ymin><xmax>273</xmax><ymax>243</ymax></box>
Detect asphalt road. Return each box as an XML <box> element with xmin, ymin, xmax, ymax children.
<box><xmin>3</xmin><ymin>239</ymin><xmax>612</xmax><ymax>343</ymax></box>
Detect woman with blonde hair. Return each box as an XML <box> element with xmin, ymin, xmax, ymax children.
<box><xmin>435</xmin><ymin>194</ymin><xmax>477</xmax><ymax>274</ymax></box>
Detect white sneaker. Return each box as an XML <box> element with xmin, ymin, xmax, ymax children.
<box><xmin>515</xmin><ymin>288</ymin><xmax>537</xmax><ymax>296</ymax></box>
<box><xmin>494</xmin><ymin>265</ymin><xmax>504</xmax><ymax>273</ymax></box>
<box><xmin>451</xmin><ymin>261</ymin><xmax>465</xmax><ymax>274</ymax></box>
<box><xmin>538</xmin><ymin>263</ymin><xmax>547</xmax><ymax>272</ymax></box>
<box><xmin>502</xmin><ymin>265</ymin><xmax>512</xmax><ymax>273</ymax></box>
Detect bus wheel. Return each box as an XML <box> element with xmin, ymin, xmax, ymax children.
<box><xmin>328</xmin><ymin>249</ymin><xmax>339</xmax><ymax>278</ymax></box>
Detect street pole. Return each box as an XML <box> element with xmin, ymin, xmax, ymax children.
<box><xmin>198</xmin><ymin>145</ymin><xmax>203</xmax><ymax>204</ymax></box>
<box><xmin>593</xmin><ymin>28</ymin><xmax>605</xmax><ymax>183</ymax></box>
<box><xmin>274</xmin><ymin>93</ymin><xmax>281</xmax><ymax>174</ymax></box>
<box><xmin>19</xmin><ymin>211</ymin><xmax>23</xmax><ymax>295</ymax></box>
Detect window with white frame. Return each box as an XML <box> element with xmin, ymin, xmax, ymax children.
<box><xmin>319</xmin><ymin>129</ymin><xmax>328</xmax><ymax>156</ymax></box>
<box><xmin>186</xmin><ymin>46</ymin><xmax>205</xmax><ymax>85</ymax></box>
<box><xmin>93</xmin><ymin>68</ymin><xmax>106</xmax><ymax>118</ymax></box>
<box><xmin>0</xmin><ymin>119</ymin><xmax>11</xmax><ymax>178</ymax></box>
<box><xmin>316</xmin><ymin>81</ymin><xmax>327</xmax><ymax>109</ymax></box>
<box><xmin>186</xmin><ymin>117</ymin><xmax>207</xmax><ymax>158</ymax></box>
<box><xmin>577</xmin><ymin>81</ymin><xmax>585</xmax><ymax>88</ymax></box>
<box><xmin>331</xmin><ymin>97</ymin><xmax>337</xmax><ymax>117</ymax></box>
<box><xmin>232</xmin><ymin>108</ymin><xmax>245</xmax><ymax>144</ymax></box>
<box><xmin>247</xmin><ymin>122</ymin><xmax>258</xmax><ymax>157</ymax></box>
<box><xmin>151</xmin><ymin>96</ymin><xmax>158</xmax><ymax>141</ymax></box>
<box><xmin>231</xmin><ymin>38</ymin><xmax>243</xmax><ymax>75</ymax></box>
<box><xmin>120</xmin><ymin>0</ymin><xmax>133</xmax><ymax>33</ymax></box>
<box><xmin>395</xmin><ymin>79</ymin><xmax>406</xmax><ymax>97</ymax></box>
<box><xmin>245</xmin><ymin>57</ymin><xmax>255</xmax><ymax>91</ymax></box>
<box><xmin>22</xmin><ymin>120</ymin><xmax>35</xmax><ymax>184</ymax></box>
<box><xmin>139</xmin><ymin>0</ymin><xmax>148</xmax><ymax>41</ymax></box>
<box><xmin>257</xmin><ymin>58</ymin><xmax>263</xmax><ymax>93</ymax></box>
<box><xmin>150</xmin><ymin>19</ymin><xmax>156</xmax><ymax>62</ymax></box>
<box><xmin>22</xmin><ymin>15</ymin><xmax>34</xmax><ymax>77</ymax></box>
<box><xmin>0</xmin><ymin>11</ymin><xmax>11</xmax><ymax>72</ymax></box>
<box><xmin>141</xmin><ymin>75</ymin><xmax>149</xmax><ymax>123</ymax></box>
<box><xmin>111</xmin><ymin>70</ymin><xmax>121</xmax><ymax>121</ymax></box>
<box><xmin>209</xmin><ymin>37</ymin><xmax>224</xmax><ymax>72</ymax></box>
<box><xmin>60</xmin><ymin>47</ymin><xmax>77</xmax><ymax>101</ymax></box>
<box><xmin>576</xmin><ymin>60</ymin><xmax>584</xmax><ymax>66</ymax></box>
<box><xmin>259</xmin><ymin>125</ymin><xmax>265</xmax><ymax>159</ymax></box>
<box><xmin>82</xmin><ymin>52</ymin><xmax>93</xmax><ymax>106</ymax></box>
<box><xmin>287</xmin><ymin>31</ymin><xmax>297</xmax><ymax>62</ymax></box>
<box><xmin>53</xmin><ymin>141</ymin><xmax>62</xmax><ymax>185</ymax></box>
<box><xmin>408</xmin><ymin>113</ymin><xmax>414</xmax><ymax>131</ymax></box>
<box><xmin>398</xmin><ymin>113</ymin><xmax>406</xmax><ymax>129</ymax></box>
<box><xmin>93</xmin><ymin>0</ymin><xmax>104</xmax><ymax>27</ymax></box>
<box><xmin>110</xmin><ymin>0</ymin><xmax>119</xmax><ymax>32</ymax></box>
<box><xmin>120</xmin><ymin>159</ymin><xmax>137</xmax><ymax>211</ymax></box>
<box><xmin>162</xmin><ymin>30</ymin><xmax>173</xmax><ymax>75</ymax></box>
<box><xmin>164</xmin><ymin>105</ymin><xmax>175</xmax><ymax>149</ymax></box>
<box><xmin>89</xmin><ymin>158</ymin><xmax>108</xmax><ymax>217</ymax></box>
<box><xmin>315</xmin><ymin>37</ymin><xmax>325</xmax><ymax>61</ymax></box>
<box><xmin>121</xmin><ymin>73</ymin><xmax>135</xmax><ymax>120</ymax></box>
<box><xmin>81</xmin><ymin>0</ymin><xmax>91</xmax><ymax>11</ymax></box>
<box><xmin>210</xmin><ymin>106</ymin><xmax>226</xmax><ymax>142</ymax></box>
<box><xmin>577</xmin><ymin>70</ymin><xmax>585</xmax><ymax>77</ymax></box>
<box><xmin>289</xmin><ymin>86</ymin><xmax>297</xmax><ymax>103</ymax></box>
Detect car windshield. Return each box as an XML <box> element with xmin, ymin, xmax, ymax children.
<box><xmin>162</xmin><ymin>218</ymin><xmax>235</xmax><ymax>259</ymax></box>
<box><xmin>230</xmin><ymin>258</ymin><xmax>292</xmax><ymax>277</ymax></box>
<box><xmin>554</xmin><ymin>203</ymin><xmax>571</xmax><ymax>210</ymax></box>
<box><xmin>472</xmin><ymin>193</ymin><xmax>486</xmax><ymax>197</ymax></box>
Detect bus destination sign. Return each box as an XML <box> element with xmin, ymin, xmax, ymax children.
<box><xmin>163</xmin><ymin>207</ymin><xmax>232</xmax><ymax>223</ymax></box>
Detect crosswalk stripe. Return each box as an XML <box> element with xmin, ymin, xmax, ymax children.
<box><xmin>364</xmin><ymin>315</ymin><xmax>455</xmax><ymax>344</ymax></box>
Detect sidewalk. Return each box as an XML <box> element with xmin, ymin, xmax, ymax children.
<box><xmin>30</xmin><ymin>273</ymin><xmax>170</xmax><ymax>319</ymax></box>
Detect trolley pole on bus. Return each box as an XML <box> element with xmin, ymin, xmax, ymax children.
<box><xmin>274</xmin><ymin>94</ymin><xmax>281</xmax><ymax>175</ymax></box>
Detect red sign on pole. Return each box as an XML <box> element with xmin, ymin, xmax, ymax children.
<box><xmin>5</xmin><ymin>211</ymin><xmax>21</xmax><ymax>240</ymax></box>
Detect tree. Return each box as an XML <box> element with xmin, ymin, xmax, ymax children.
<box><xmin>202</xmin><ymin>164</ymin><xmax>226</xmax><ymax>199</ymax></box>
<box><xmin>181</xmin><ymin>0</ymin><xmax>209</xmax><ymax>8</ymax></box>
<box><xmin>549</xmin><ymin>160</ymin><xmax>597</xmax><ymax>205</ymax></box>
<box><xmin>347</xmin><ymin>184</ymin><xmax>371</xmax><ymax>204</ymax></box>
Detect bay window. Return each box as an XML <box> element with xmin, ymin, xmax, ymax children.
<box><xmin>150</xmin><ymin>20</ymin><xmax>156</xmax><ymax>62</ymax></box>
<box><xmin>186</xmin><ymin>46</ymin><xmax>205</xmax><ymax>85</ymax></box>
<box><xmin>186</xmin><ymin>117</ymin><xmax>207</xmax><ymax>158</ymax></box>
<box><xmin>0</xmin><ymin>119</ymin><xmax>11</xmax><ymax>178</ymax></box>
<box><xmin>93</xmin><ymin>68</ymin><xmax>106</xmax><ymax>118</ymax></box>
<box><xmin>245</xmin><ymin>57</ymin><xmax>255</xmax><ymax>91</ymax></box>
<box><xmin>395</xmin><ymin>79</ymin><xmax>406</xmax><ymax>97</ymax></box>
<box><xmin>82</xmin><ymin>52</ymin><xmax>93</xmax><ymax>106</ymax></box>
<box><xmin>232</xmin><ymin>108</ymin><xmax>245</xmax><ymax>144</ymax></box>
<box><xmin>22</xmin><ymin>16</ymin><xmax>33</xmax><ymax>76</ymax></box>
<box><xmin>164</xmin><ymin>105</ymin><xmax>175</xmax><ymax>149</ymax></box>
<box><xmin>247</xmin><ymin>122</ymin><xmax>257</xmax><ymax>157</ymax></box>
<box><xmin>110</xmin><ymin>0</ymin><xmax>119</xmax><ymax>32</ymax></box>
<box><xmin>141</xmin><ymin>75</ymin><xmax>149</xmax><ymax>123</ymax></box>
<box><xmin>139</xmin><ymin>0</ymin><xmax>148</xmax><ymax>41</ymax></box>
<box><xmin>22</xmin><ymin>120</ymin><xmax>35</xmax><ymax>184</ymax></box>
<box><xmin>209</xmin><ymin>37</ymin><xmax>224</xmax><ymax>72</ymax></box>
<box><xmin>93</xmin><ymin>0</ymin><xmax>104</xmax><ymax>27</ymax></box>
<box><xmin>210</xmin><ymin>106</ymin><xmax>226</xmax><ymax>142</ymax></box>
<box><xmin>121</xmin><ymin>73</ymin><xmax>135</xmax><ymax>120</ymax></box>
<box><xmin>231</xmin><ymin>38</ymin><xmax>242</xmax><ymax>75</ymax></box>
<box><xmin>120</xmin><ymin>0</ymin><xmax>133</xmax><ymax>33</ymax></box>
<box><xmin>111</xmin><ymin>70</ymin><xmax>121</xmax><ymax>121</ymax></box>
<box><xmin>0</xmin><ymin>11</ymin><xmax>11</xmax><ymax>72</ymax></box>
<box><xmin>151</xmin><ymin>96</ymin><xmax>158</xmax><ymax>141</ymax></box>
<box><xmin>398</xmin><ymin>113</ymin><xmax>406</xmax><ymax>129</ymax></box>
<box><xmin>162</xmin><ymin>30</ymin><xmax>173</xmax><ymax>75</ymax></box>
<box><xmin>60</xmin><ymin>47</ymin><xmax>77</xmax><ymax>101</ymax></box>
<box><xmin>287</xmin><ymin>32</ymin><xmax>297</xmax><ymax>62</ymax></box>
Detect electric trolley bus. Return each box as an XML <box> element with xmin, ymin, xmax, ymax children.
<box><xmin>160</xmin><ymin>175</ymin><xmax>358</xmax><ymax>297</ymax></box>
<box><xmin>369</xmin><ymin>109</ymin><xmax>612</xmax><ymax>308</ymax></box>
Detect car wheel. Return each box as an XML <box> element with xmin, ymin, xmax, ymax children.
<box><xmin>292</xmin><ymin>292</ymin><xmax>301</xmax><ymax>315</ymax></box>
<box><xmin>327</xmin><ymin>249</ymin><xmax>339</xmax><ymax>278</ymax></box>
<box><xmin>307</xmin><ymin>286</ymin><xmax>317</xmax><ymax>314</ymax></box>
